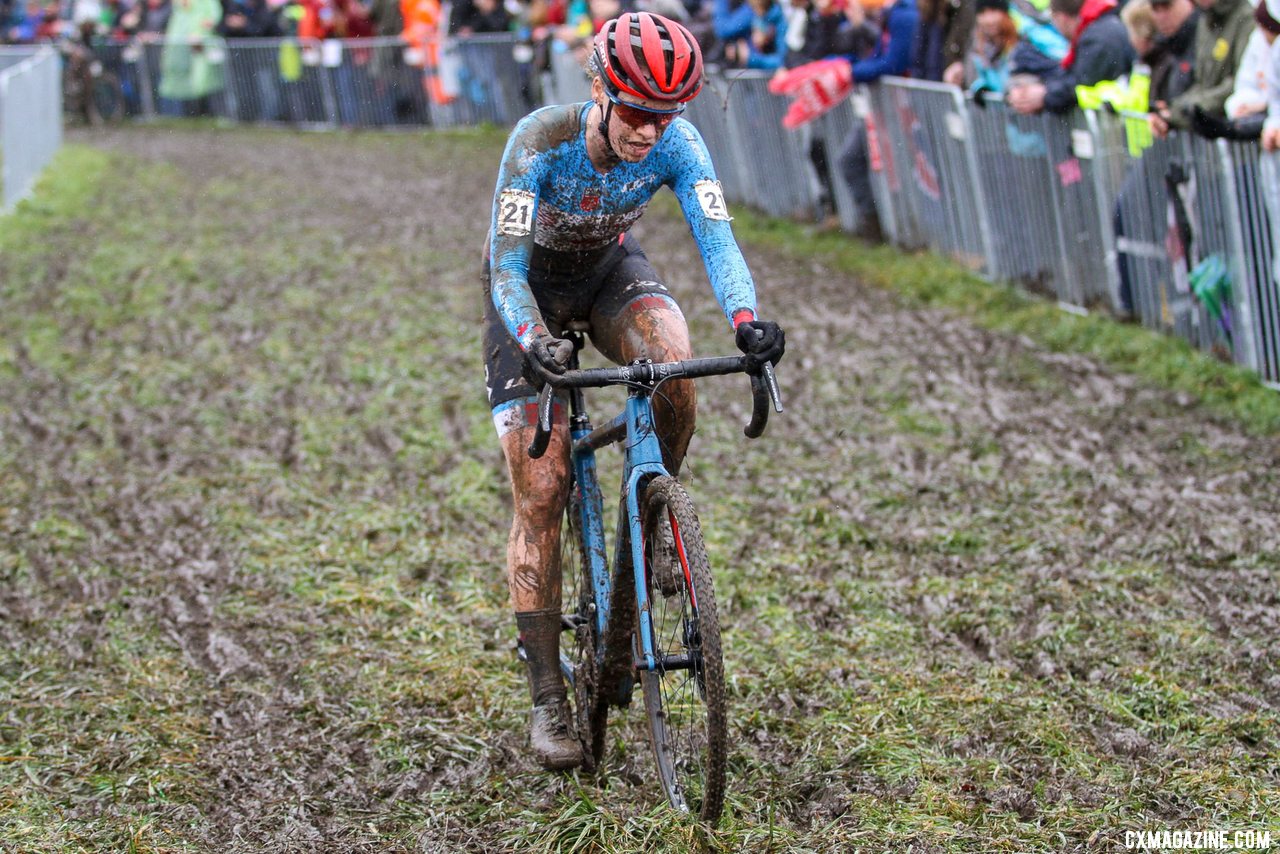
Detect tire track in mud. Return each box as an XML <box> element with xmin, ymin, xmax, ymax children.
<box><xmin>683</xmin><ymin>233</ymin><xmax>1280</xmax><ymax>799</ymax></box>
<box><xmin>8</xmin><ymin>127</ymin><xmax>1277</xmax><ymax>844</ymax></box>
<box><xmin>2</xmin><ymin>128</ymin><xmax>525</xmax><ymax>850</ymax></box>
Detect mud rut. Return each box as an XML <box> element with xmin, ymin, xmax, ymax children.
<box><xmin>3</xmin><ymin>127</ymin><xmax>1278</xmax><ymax>850</ymax></box>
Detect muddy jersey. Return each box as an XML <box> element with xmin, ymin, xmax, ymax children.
<box><xmin>488</xmin><ymin>101</ymin><xmax>757</xmax><ymax>349</ymax></box>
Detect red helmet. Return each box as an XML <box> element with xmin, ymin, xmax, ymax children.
<box><xmin>592</xmin><ymin>12</ymin><xmax>704</xmax><ymax>104</ymax></box>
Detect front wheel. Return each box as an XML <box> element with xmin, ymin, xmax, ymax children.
<box><xmin>637</xmin><ymin>476</ymin><xmax>727</xmax><ymax>823</ymax></box>
<box><xmin>562</xmin><ymin>486</ymin><xmax>609</xmax><ymax>771</ymax></box>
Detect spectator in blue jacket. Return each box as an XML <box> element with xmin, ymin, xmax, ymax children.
<box><xmin>837</xmin><ymin>0</ymin><xmax>918</xmax><ymax>240</ymax></box>
<box><xmin>743</xmin><ymin>0</ymin><xmax>787</xmax><ymax>68</ymax></box>
<box><xmin>712</xmin><ymin>0</ymin><xmax>754</xmax><ymax>58</ymax></box>
<box><xmin>717</xmin><ymin>0</ymin><xmax>786</xmax><ymax>67</ymax></box>
<box><xmin>4</xmin><ymin>0</ymin><xmax>37</xmax><ymax>41</ymax></box>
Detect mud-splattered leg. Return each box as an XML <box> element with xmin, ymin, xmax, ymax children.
<box><xmin>593</xmin><ymin>296</ymin><xmax>696</xmax><ymax>475</ymax></box>
<box><xmin>498</xmin><ymin>417</ymin><xmax>571</xmax><ymax>613</ymax></box>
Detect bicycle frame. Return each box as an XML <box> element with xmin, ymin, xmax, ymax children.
<box><xmin>565</xmin><ymin>370</ymin><xmax>669</xmax><ymax>676</ymax></box>
<box><xmin>541</xmin><ymin>333</ymin><xmax>780</xmax><ymax>692</ymax></box>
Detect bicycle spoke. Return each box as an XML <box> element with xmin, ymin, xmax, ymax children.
<box><xmin>638</xmin><ymin>476</ymin><xmax>726</xmax><ymax>823</ymax></box>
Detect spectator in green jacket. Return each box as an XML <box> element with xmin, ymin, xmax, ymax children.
<box><xmin>1149</xmin><ymin>0</ymin><xmax>1254</xmax><ymax>135</ymax></box>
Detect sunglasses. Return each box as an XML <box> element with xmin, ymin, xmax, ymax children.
<box><xmin>605</xmin><ymin>89</ymin><xmax>685</xmax><ymax>130</ymax></box>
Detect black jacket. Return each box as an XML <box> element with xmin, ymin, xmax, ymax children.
<box><xmin>1148</xmin><ymin>8</ymin><xmax>1199</xmax><ymax>104</ymax></box>
<box><xmin>218</xmin><ymin>0</ymin><xmax>281</xmax><ymax>38</ymax></box>
<box><xmin>1043</xmin><ymin>9</ymin><xmax>1135</xmax><ymax>112</ymax></box>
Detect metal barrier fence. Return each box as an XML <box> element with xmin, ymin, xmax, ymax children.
<box><xmin>71</xmin><ymin>37</ymin><xmax>1280</xmax><ymax>386</ymax></box>
<box><xmin>86</xmin><ymin>34</ymin><xmax>533</xmax><ymax>129</ymax></box>
<box><xmin>0</xmin><ymin>46</ymin><xmax>62</xmax><ymax>212</ymax></box>
<box><xmin>860</xmin><ymin>77</ymin><xmax>1280</xmax><ymax>386</ymax></box>
<box><xmin>685</xmin><ymin>70</ymin><xmax>819</xmax><ymax>220</ymax></box>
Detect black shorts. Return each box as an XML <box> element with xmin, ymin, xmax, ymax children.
<box><xmin>483</xmin><ymin>235</ymin><xmax>679</xmax><ymax>427</ymax></box>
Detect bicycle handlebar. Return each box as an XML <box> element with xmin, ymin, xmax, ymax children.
<box><xmin>527</xmin><ymin>357</ymin><xmax>783</xmax><ymax>459</ymax></box>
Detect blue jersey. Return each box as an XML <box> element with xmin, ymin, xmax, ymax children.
<box><xmin>488</xmin><ymin>102</ymin><xmax>758</xmax><ymax>348</ymax></box>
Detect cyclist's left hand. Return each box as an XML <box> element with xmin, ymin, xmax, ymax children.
<box><xmin>523</xmin><ymin>332</ymin><xmax>574</xmax><ymax>387</ymax></box>
<box><xmin>735</xmin><ymin>319</ymin><xmax>785</xmax><ymax>371</ymax></box>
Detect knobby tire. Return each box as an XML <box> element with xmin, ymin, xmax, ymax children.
<box><xmin>562</xmin><ymin>487</ymin><xmax>610</xmax><ymax>770</ymax></box>
<box><xmin>637</xmin><ymin>476</ymin><xmax>727</xmax><ymax>823</ymax></box>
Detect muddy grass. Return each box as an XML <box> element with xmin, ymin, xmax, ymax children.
<box><xmin>1</xmin><ymin>126</ymin><xmax>1277</xmax><ymax>852</ymax></box>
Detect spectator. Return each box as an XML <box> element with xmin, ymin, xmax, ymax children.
<box><xmin>836</xmin><ymin>0</ymin><xmax>919</xmax><ymax>240</ymax></box>
<box><xmin>777</xmin><ymin>0</ymin><xmax>863</xmax><ymax>224</ymax></box>
<box><xmin>782</xmin><ymin>0</ymin><xmax>811</xmax><ymax>64</ymax></box>
<box><xmin>1007</xmin><ymin>0</ymin><xmax>1134</xmax><ymax>113</ymax></box>
<box><xmin>368</xmin><ymin>0</ymin><xmax>398</xmax><ymax>32</ymax></box>
<box><xmin>449</xmin><ymin>0</ymin><xmax>509</xmax><ymax>34</ymax></box>
<box><xmin>1007</xmin><ymin>0</ymin><xmax>1070</xmax><ymax>66</ymax></box>
<box><xmin>218</xmin><ymin>0</ymin><xmax>280</xmax><ymax>35</ymax></box>
<box><xmin>1122</xmin><ymin>0</ymin><xmax>1157</xmax><ymax>57</ymax></box>
<box><xmin>4</xmin><ymin>0</ymin><xmax>38</xmax><ymax>40</ymax></box>
<box><xmin>1189</xmin><ymin>0</ymin><xmax>1273</xmax><ymax>137</ymax></box>
<box><xmin>724</xmin><ymin>0</ymin><xmax>785</xmax><ymax>68</ymax></box>
<box><xmin>711</xmin><ymin>0</ymin><xmax>754</xmax><ymax>58</ymax></box>
<box><xmin>915</xmin><ymin>0</ymin><xmax>975</xmax><ymax>81</ymax></box>
<box><xmin>1148</xmin><ymin>0</ymin><xmax>1198</xmax><ymax>102</ymax></box>
<box><xmin>1224</xmin><ymin>24</ymin><xmax>1270</xmax><ymax>119</ymax></box>
<box><xmin>157</xmin><ymin>0</ymin><xmax>225</xmax><ymax>114</ymax></box>
<box><xmin>134</xmin><ymin>0</ymin><xmax>172</xmax><ymax>39</ymax></box>
<box><xmin>214</xmin><ymin>0</ymin><xmax>281</xmax><ymax>120</ymax></box>
<box><xmin>402</xmin><ymin>0</ymin><xmax>455</xmax><ymax>104</ymax></box>
<box><xmin>34</xmin><ymin>0</ymin><xmax>62</xmax><ymax>39</ymax></box>
<box><xmin>366</xmin><ymin>0</ymin><xmax>409</xmax><ymax>121</ymax></box>
<box><xmin>1149</xmin><ymin>0</ymin><xmax>1254</xmax><ymax>135</ymax></box>
<box><xmin>943</xmin><ymin>0</ymin><xmax>1064</xmax><ymax>94</ymax></box>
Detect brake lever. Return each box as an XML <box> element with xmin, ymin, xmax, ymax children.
<box><xmin>527</xmin><ymin>383</ymin><xmax>555</xmax><ymax>459</ymax></box>
<box><xmin>761</xmin><ymin>363</ymin><xmax>783</xmax><ymax>413</ymax></box>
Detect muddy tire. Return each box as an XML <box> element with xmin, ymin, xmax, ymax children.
<box><xmin>637</xmin><ymin>476</ymin><xmax>727</xmax><ymax>824</ymax></box>
<box><xmin>562</xmin><ymin>487</ymin><xmax>610</xmax><ymax>771</ymax></box>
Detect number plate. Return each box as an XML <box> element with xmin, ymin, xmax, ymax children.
<box><xmin>694</xmin><ymin>180</ymin><xmax>731</xmax><ymax>222</ymax></box>
<box><xmin>497</xmin><ymin>189</ymin><xmax>536</xmax><ymax>236</ymax></box>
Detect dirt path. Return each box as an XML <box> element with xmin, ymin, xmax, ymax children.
<box><xmin>1</xmin><ymin>126</ymin><xmax>1276</xmax><ymax>851</ymax></box>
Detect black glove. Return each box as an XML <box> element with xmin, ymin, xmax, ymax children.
<box><xmin>522</xmin><ymin>332</ymin><xmax>573</xmax><ymax>387</ymax></box>
<box><xmin>1189</xmin><ymin>106</ymin><xmax>1231</xmax><ymax>140</ymax></box>
<box><xmin>735</xmin><ymin>320</ymin><xmax>785</xmax><ymax>372</ymax></box>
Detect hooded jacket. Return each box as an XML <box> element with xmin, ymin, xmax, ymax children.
<box><xmin>1168</xmin><ymin>0</ymin><xmax>1255</xmax><ymax>126</ymax></box>
<box><xmin>1042</xmin><ymin>0</ymin><xmax>1134</xmax><ymax>112</ymax></box>
<box><xmin>849</xmin><ymin>0</ymin><xmax>919</xmax><ymax>82</ymax></box>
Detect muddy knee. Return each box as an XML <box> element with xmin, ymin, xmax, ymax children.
<box><xmin>654</xmin><ymin>377</ymin><xmax>695</xmax><ymax>473</ymax></box>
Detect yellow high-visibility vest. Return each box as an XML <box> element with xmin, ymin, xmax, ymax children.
<box><xmin>1076</xmin><ymin>66</ymin><xmax>1153</xmax><ymax>156</ymax></box>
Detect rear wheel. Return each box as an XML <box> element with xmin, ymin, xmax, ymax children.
<box><xmin>637</xmin><ymin>476</ymin><xmax>727</xmax><ymax>823</ymax></box>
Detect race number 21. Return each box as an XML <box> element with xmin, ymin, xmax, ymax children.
<box><xmin>497</xmin><ymin>189</ymin><xmax>535</xmax><ymax>236</ymax></box>
<box><xmin>694</xmin><ymin>180</ymin><xmax>732</xmax><ymax>222</ymax></box>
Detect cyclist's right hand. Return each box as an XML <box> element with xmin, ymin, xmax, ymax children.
<box><xmin>523</xmin><ymin>332</ymin><xmax>574</xmax><ymax>386</ymax></box>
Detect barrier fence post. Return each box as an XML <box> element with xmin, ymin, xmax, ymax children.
<box><xmin>1258</xmin><ymin>153</ymin><xmax>1280</xmax><ymax>385</ymax></box>
<box><xmin>1216</xmin><ymin>140</ymin><xmax>1264</xmax><ymax>376</ymax></box>
<box><xmin>1</xmin><ymin>47</ymin><xmax>61</xmax><ymax>212</ymax></box>
<box><xmin>954</xmin><ymin>88</ymin><xmax>997</xmax><ymax>276</ymax></box>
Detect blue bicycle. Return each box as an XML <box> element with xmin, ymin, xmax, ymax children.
<box><xmin>526</xmin><ymin>326</ymin><xmax>781</xmax><ymax>823</ymax></box>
